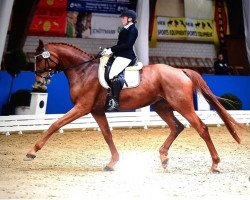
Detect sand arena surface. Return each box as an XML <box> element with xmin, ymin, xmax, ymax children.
<box><xmin>0</xmin><ymin>126</ymin><xmax>249</xmax><ymax>199</ymax></box>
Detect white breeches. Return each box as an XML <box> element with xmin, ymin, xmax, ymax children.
<box><xmin>109</xmin><ymin>57</ymin><xmax>131</xmax><ymax>79</ymax></box>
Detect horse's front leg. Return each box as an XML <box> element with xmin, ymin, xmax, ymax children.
<box><xmin>24</xmin><ymin>105</ymin><xmax>89</xmax><ymax>160</ymax></box>
<box><xmin>91</xmin><ymin>111</ymin><xmax>119</xmax><ymax>171</ymax></box>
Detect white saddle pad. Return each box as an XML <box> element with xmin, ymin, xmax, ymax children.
<box><xmin>98</xmin><ymin>56</ymin><xmax>143</xmax><ymax>89</ymax></box>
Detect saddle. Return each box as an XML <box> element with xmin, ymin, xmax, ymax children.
<box><xmin>98</xmin><ymin>55</ymin><xmax>143</xmax><ymax>89</ymax></box>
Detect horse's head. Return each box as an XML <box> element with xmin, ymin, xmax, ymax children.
<box><xmin>33</xmin><ymin>40</ymin><xmax>60</xmax><ymax>89</ymax></box>
<box><xmin>33</xmin><ymin>40</ymin><xmax>99</xmax><ymax>91</ymax></box>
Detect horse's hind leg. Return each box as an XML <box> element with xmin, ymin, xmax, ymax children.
<box><xmin>152</xmin><ymin>99</ymin><xmax>185</xmax><ymax>169</ymax></box>
<box><xmin>180</xmin><ymin>111</ymin><xmax>220</xmax><ymax>172</ymax></box>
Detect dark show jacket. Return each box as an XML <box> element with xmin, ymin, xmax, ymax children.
<box><xmin>110</xmin><ymin>23</ymin><xmax>138</xmax><ymax>60</ymax></box>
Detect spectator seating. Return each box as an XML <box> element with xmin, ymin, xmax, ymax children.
<box><xmin>149</xmin><ymin>56</ymin><xmax>214</xmax><ymax>74</ymax></box>
<box><xmin>229</xmin><ymin>66</ymin><xmax>245</xmax><ymax>75</ymax></box>
<box><xmin>149</xmin><ymin>56</ymin><xmax>247</xmax><ymax>75</ymax></box>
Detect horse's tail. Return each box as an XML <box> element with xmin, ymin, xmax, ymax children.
<box><xmin>182</xmin><ymin>69</ymin><xmax>242</xmax><ymax>144</ymax></box>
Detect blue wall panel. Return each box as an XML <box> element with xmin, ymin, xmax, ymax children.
<box><xmin>0</xmin><ymin>71</ymin><xmax>73</xmax><ymax>114</ymax></box>
<box><xmin>46</xmin><ymin>72</ymin><xmax>73</xmax><ymax>114</ymax></box>
<box><xmin>0</xmin><ymin>72</ymin><xmax>34</xmax><ymax>114</ymax></box>
<box><xmin>203</xmin><ymin>75</ymin><xmax>250</xmax><ymax>110</ymax></box>
<box><xmin>0</xmin><ymin>71</ymin><xmax>249</xmax><ymax>115</ymax></box>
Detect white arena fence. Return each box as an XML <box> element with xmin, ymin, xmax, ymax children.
<box><xmin>0</xmin><ymin>111</ymin><xmax>250</xmax><ymax>135</ymax></box>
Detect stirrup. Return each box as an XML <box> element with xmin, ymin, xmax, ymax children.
<box><xmin>106</xmin><ymin>98</ymin><xmax>119</xmax><ymax>111</ymax></box>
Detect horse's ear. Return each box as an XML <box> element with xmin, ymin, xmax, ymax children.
<box><xmin>38</xmin><ymin>39</ymin><xmax>44</xmax><ymax>48</ymax></box>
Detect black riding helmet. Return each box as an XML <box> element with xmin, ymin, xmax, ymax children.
<box><xmin>120</xmin><ymin>9</ymin><xmax>137</xmax><ymax>23</ymax></box>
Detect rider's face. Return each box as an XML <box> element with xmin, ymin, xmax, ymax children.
<box><xmin>121</xmin><ymin>16</ymin><xmax>128</xmax><ymax>26</ymax></box>
<box><xmin>121</xmin><ymin>16</ymin><xmax>132</xmax><ymax>26</ymax></box>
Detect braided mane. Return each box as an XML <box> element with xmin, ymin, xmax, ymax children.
<box><xmin>48</xmin><ymin>42</ymin><xmax>94</xmax><ymax>58</ymax></box>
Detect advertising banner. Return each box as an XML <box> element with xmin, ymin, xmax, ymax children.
<box><xmin>29</xmin><ymin>9</ymin><xmax>67</xmax><ymax>36</ymax></box>
<box><xmin>67</xmin><ymin>12</ymin><xmax>120</xmax><ymax>39</ymax></box>
<box><xmin>157</xmin><ymin>16</ymin><xmax>214</xmax><ymax>41</ymax></box>
<box><xmin>91</xmin><ymin>13</ymin><xmax>120</xmax><ymax>38</ymax></box>
<box><xmin>186</xmin><ymin>18</ymin><xmax>214</xmax><ymax>41</ymax></box>
<box><xmin>38</xmin><ymin>0</ymin><xmax>67</xmax><ymax>9</ymax></box>
<box><xmin>67</xmin><ymin>0</ymin><xmax>132</xmax><ymax>14</ymax></box>
<box><xmin>67</xmin><ymin>12</ymin><xmax>92</xmax><ymax>38</ymax></box>
<box><xmin>214</xmin><ymin>0</ymin><xmax>228</xmax><ymax>47</ymax></box>
<box><xmin>157</xmin><ymin>17</ymin><xmax>187</xmax><ymax>40</ymax></box>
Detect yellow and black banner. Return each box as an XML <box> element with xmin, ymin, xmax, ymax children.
<box><xmin>157</xmin><ymin>17</ymin><xmax>214</xmax><ymax>42</ymax></box>
<box><xmin>149</xmin><ymin>0</ymin><xmax>158</xmax><ymax>48</ymax></box>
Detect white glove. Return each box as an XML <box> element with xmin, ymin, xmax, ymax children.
<box><xmin>101</xmin><ymin>48</ymin><xmax>112</xmax><ymax>56</ymax></box>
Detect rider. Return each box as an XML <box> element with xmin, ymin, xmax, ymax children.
<box><xmin>101</xmin><ymin>9</ymin><xmax>138</xmax><ymax>111</ymax></box>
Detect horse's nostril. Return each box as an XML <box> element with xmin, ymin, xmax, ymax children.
<box><xmin>36</xmin><ymin>81</ymin><xmax>42</xmax><ymax>84</ymax></box>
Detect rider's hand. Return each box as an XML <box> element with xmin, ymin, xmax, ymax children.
<box><xmin>101</xmin><ymin>48</ymin><xmax>112</xmax><ymax>56</ymax></box>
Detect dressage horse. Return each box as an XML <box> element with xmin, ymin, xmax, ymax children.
<box><xmin>25</xmin><ymin>40</ymin><xmax>241</xmax><ymax>172</ymax></box>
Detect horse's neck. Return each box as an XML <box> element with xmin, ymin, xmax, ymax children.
<box><xmin>53</xmin><ymin>45</ymin><xmax>99</xmax><ymax>86</ymax></box>
<box><xmin>48</xmin><ymin>44</ymin><xmax>85</xmax><ymax>65</ymax></box>
<box><xmin>64</xmin><ymin>61</ymin><xmax>98</xmax><ymax>86</ymax></box>
<box><xmin>60</xmin><ymin>50</ymin><xmax>90</xmax><ymax>68</ymax></box>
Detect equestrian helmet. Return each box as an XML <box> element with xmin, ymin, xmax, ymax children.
<box><xmin>120</xmin><ymin>9</ymin><xmax>137</xmax><ymax>22</ymax></box>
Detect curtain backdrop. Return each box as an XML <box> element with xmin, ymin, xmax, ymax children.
<box><xmin>156</xmin><ymin>0</ymin><xmax>184</xmax><ymax>17</ymax></box>
<box><xmin>0</xmin><ymin>0</ymin><xmax>14</xmax><ymax>69</ymax></box>
<box><xmin>185</xmin><ymin>0</ymin><xmax>213</xmax><ymax>20</ymax></box>
<box><xmin>135</xmin><ymin>0</ymin><xmax>149</xmax><ymax>65</ymax></box>
<box><xmin>135</xmin><ymin>0</ymin><xmax>150</xmax><ymax>112</ymax></box>
<box><xmin>242</xmin><ymin>0</ymin><xmax>250</xmax><ymax>66</ymax></box>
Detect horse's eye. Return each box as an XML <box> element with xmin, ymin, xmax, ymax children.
<box><xmin>36</xmin><ymin>56</ymin><xmax>42</xmax><ymax>63</ymax></box>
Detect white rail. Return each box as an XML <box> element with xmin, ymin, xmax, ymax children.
<box><xmin>0</xmin><ymin>111</ymin><xmax>250</xmax><ymax>135</ymax></box>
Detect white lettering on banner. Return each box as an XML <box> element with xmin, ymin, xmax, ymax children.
<box><xmin>91</xmin><ymin>13</ymin><xmax>120</xmax><ymax>39</ymax></box>
<box><xmin>69</xmin><ymin>3</ymin><xmax>82</xmax><ymax>9</ymax></box>
<box><xmin>67</xmin><ymin>0</ymin><xmax>132</xmax><ymax>14</ymax></box>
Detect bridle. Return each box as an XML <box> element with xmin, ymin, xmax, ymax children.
<box><xmin>34</xmin><ymin>49</ymin><xmax>58</xmax><ymax>84</ymax></box>
<box><xmin>34</xmin><ymin>47</ymin><xmax>101</xmax><ymax>85</ymax></box>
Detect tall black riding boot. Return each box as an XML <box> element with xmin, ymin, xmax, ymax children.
<box><xmin>106</xmin><ymin>77</ymin><xmax>121</xmax><ymax>111</ymax></box>
<box><xmin>104</xmin><ymin>57</ymin><xmax>115</xmax><ymax>87</ymax></box>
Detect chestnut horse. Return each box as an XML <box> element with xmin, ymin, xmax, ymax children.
<box><xmin>25</xmin><ymin>40</ymin><xmax>241</xmax><ymax>172</ymax></box>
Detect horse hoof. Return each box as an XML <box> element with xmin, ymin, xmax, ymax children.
<box><xmin>161</xmin><ymin>158</ymin><xmax>169</xmax><ymax>169</ymax></box>
<box><xmin>210</xmin><ymin>163</ymin><xmax>220</xmax><ymax>173</ymax></box>
<box><xmin>211</xmin><ymin>169</ymin><xmax>220</xmax><ymax>173</ymax></box>
<box><xmin>23</xmin><ymin>154</ymin><xmax>36</xmax><ymax>161</ymax></box>
<box><xmin>103</xmin><ymin>166</ymin><xmax>114</xmax><ymax>171</ymax></box>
